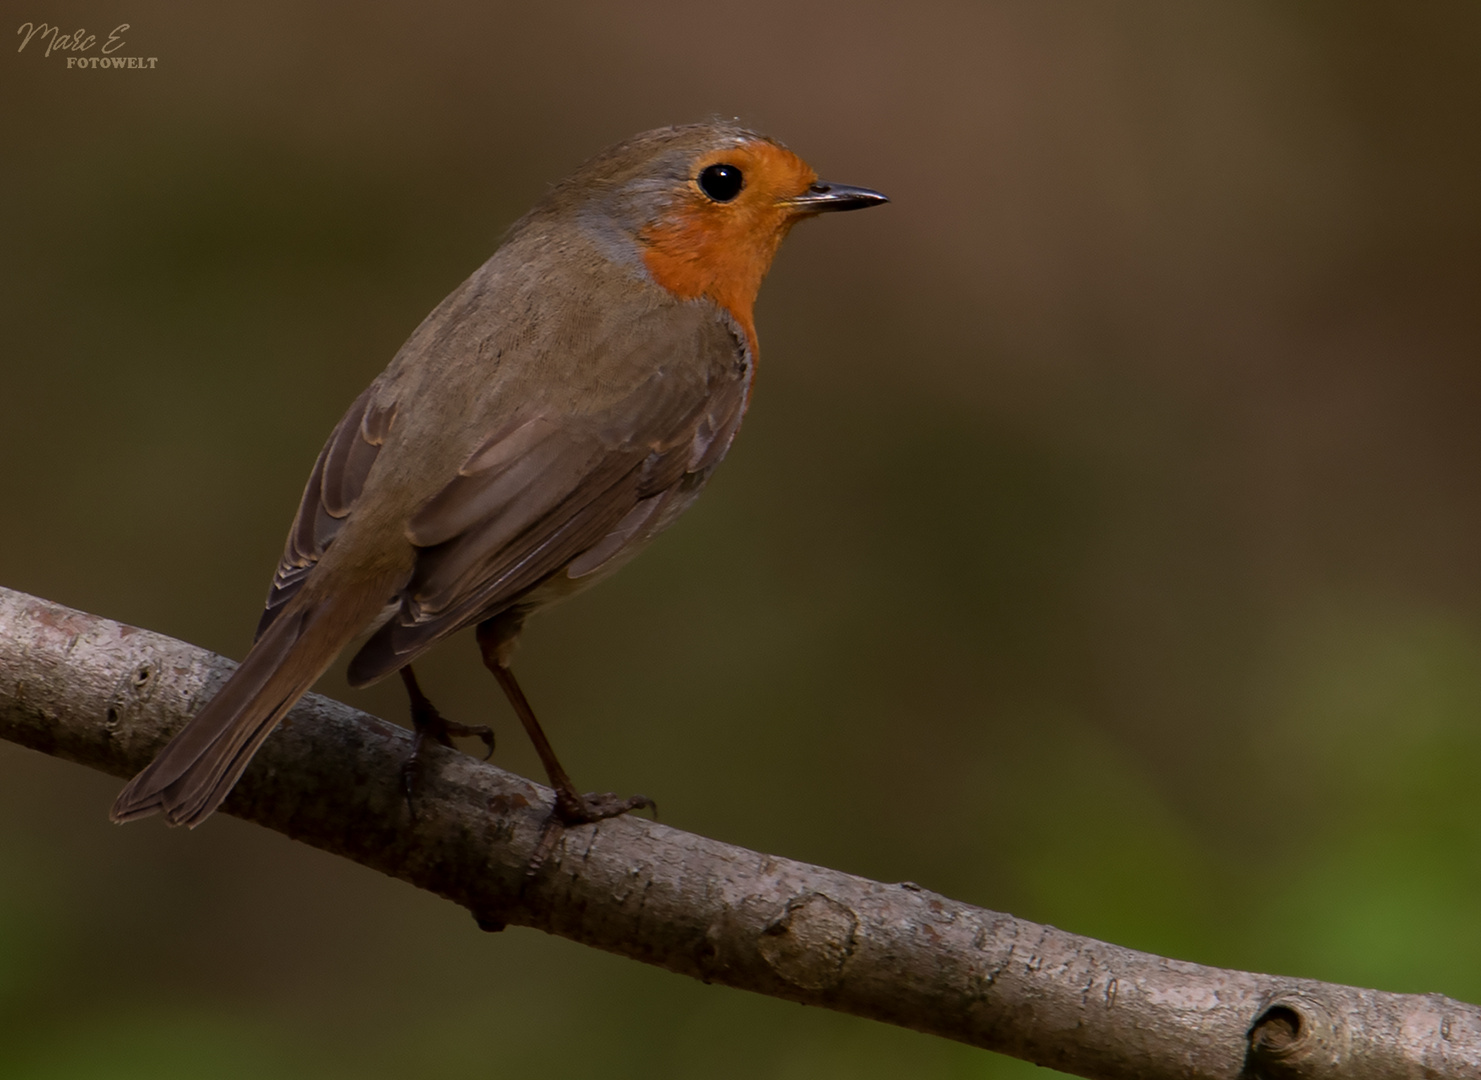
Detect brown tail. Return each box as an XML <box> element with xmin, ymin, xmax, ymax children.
<box><xmin>111</xmin><ymin>577</ymin><xmax>394</xmax><ymax>828</ymax></box>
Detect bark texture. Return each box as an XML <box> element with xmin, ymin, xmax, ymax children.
<box><xmin>1</xmin><ymin>584</ymin><xmax>1478</xmax><ymax>1079</ymax></box>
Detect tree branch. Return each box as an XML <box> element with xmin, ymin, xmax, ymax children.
<box><xmin>1</xmin><ymin>584</ymin><xmax>1476</xmax><ymax>1079</ymax></box>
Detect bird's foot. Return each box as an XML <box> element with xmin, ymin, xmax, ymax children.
<box><xmin>409</xmin><ymin>697</ymin><xmax>496</xmax><ymax>760</ymax></box>
<box><xmin>398</xmin><ymin>667</ymin><xmax>496</xmax><ymax>818</ymax></box>
<box><xmin>553</xmin><ymin>789</ymin><xmax>656</xmax><ymax>826</ymax></box>
<box><xmin>400</xmin><ymin>664</ymin><xmax>495</xmax><ymax>757</ymax></box>
<box><xmin>525</xmin><ymin>789</ymin><xmax>656</xmax><ymax>877</ymax></box>
<box><xmin>399</xmin><ymin>721</ymin><xmax>498</xmax><ymax>818</ymax></box>
<box><xmin>432</xmin><ymin>716</ymin><xmax>497</xmax><ymax>757</ymax></box>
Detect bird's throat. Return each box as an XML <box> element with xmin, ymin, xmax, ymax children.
<box><xmin>640</xmin><ymin>214</ymin><xmax>792</xmax><ymax>356</ymax></box>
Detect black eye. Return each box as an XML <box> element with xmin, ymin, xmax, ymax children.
<box><xmin>698</xmin><ymin>163</ymin><xmax>744</xmax><ymax>202</ymax></box>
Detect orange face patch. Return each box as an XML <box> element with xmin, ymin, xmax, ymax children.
<box><xmin>639</xmin><ymin>140</ymin><xmax>819</xmax><ymax>353</ymax></box>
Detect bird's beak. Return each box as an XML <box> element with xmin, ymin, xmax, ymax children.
<box><xmin>785</xmin><ymin>182</ymin><xmax>890</xmax><ymax>214</ymax></box>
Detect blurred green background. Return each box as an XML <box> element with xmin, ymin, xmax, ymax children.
<box><xmin>4</xmin><ymin>2</ymin><xmax>1481</xmax><ymax>1077</ymax></box>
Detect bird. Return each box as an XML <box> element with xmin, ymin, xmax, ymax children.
<box><xmin>111</xmin><ymin>121</ymin><xmax>888</xmax><ymax>829</ymax></box>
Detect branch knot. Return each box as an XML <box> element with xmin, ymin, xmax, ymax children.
<box><xmin>757</xmin><ymin>892</ymin><xmax>858</xmax><ymax>991</ymax></box>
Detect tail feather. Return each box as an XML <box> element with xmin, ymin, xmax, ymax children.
<box><xmin>111</xmin><ymin>575</ymin><xmax>395</xmax><ymax>828</ymax></box>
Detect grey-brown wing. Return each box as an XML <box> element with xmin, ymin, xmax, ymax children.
<box><xmin>344</xmin><ymin>309</ymin><xmax>750</xmax><ymax>686</ymax></box>
<box><xmin>254</xmin><ymin>387</ymin><xmax>398</xmax><ymax>640</ymax></box>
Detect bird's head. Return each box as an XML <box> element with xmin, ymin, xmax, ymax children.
<box><xmin>528</xmin><ymin>122</ymin><xmax>887</xmax><ymax>348</ymax></box>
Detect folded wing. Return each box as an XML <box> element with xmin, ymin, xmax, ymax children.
<box><xmin>255</xmin><ymin>388</ymin><xmax>398</xmax><ymax>640</ymax></box>
<box><xmin>345</xmin><ymin>304</ymin><xmax>751</xmax><ymax>686</ymax></box>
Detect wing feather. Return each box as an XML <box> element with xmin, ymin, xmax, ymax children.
<box><xmin>344</xmin><ymin>306</ymin><xmax>751</xmax><ymax>686</ymax></box>
<box><xmin>254</xmin><ymin>389</ymin><xmax>396</xmax><ymax>639</ymax></box>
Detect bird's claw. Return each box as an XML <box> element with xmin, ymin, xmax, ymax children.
<box><xmin>554</xmin><ymin>790</ymin><xmax>656</xmax><ymax>826</ymax></box>
<box><xmin>399</xmin><ymin>709</ymin><xmax>496</xmax><ymax>821</ymax></box>
<box><xmin>439</xmin><ymin>719</ymin><xmax>496</xmax><ymax>760</ymax></box>
<box><xmin>524</xmin><ymin>790</ymin><xmax>656</xmax><ymax>878</ymax></box>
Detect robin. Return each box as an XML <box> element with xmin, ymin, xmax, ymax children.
<box><xmin>111</xmin><ymin>122</ymin><xmax>888</xmax><ymax>829</ymax></box>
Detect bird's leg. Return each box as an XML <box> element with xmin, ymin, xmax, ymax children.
<box><xmin>475</xmin><ymin>619</ymin><xmax>654</xmax><ymax>828</ymax></box>
<box><xmin>400</xmin><ymin>664</ymin><xmax>497</xmax><ymax>755</ymax></box>
<box><xmin>398</xmin><ymin>664</ymin><xmax>495</xmax><ymax>815</ymax></box>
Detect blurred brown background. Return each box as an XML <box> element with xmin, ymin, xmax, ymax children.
<box><xmin>3</xmin><ymin>2</ymin><xmax>1480</xmax><ymax>1077</ymax></box>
